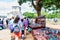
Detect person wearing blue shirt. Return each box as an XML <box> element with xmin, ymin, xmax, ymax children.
<box><xmin>20</xmin><ymin>19</ymin><xmax>25</xmax><ymax>39</ymax></box>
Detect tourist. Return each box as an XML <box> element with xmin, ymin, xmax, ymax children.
<box><xmin>0</xmin><ymin>18</ymin><xmax>3</xmax><ymax>29</ymax></box>
<box><xmin>30</xmin><ymin>18</ymin><xmax>34</xmax><ymax>23</ymax></box>
<box><xmin>24</xmin><ymin>17</ymin><xmax>28</xmax><ymax>37</ymax></box>
<box><xmin>2</xmin><ymin>18</ymin><xmax>5</xmax><ymax>28</ymax></box>
<box><xmin>20</xmin><ymin>19</ymin><xmax>25</xmax><ymax>39</ymax></box>
<box><xmin>53</xmin><ymin>18</ymin><xmax>58</xmax><ymax>25</ymax></box>
<box><xmin>6</xmin><ymin>18</ymin><xmax>9</xmax><ymax>27</ymax></box>
<box><xmin>26</xmin><ymin>18</ymin><xmax>30</xmax><ymax>30</ymax></box>
<box><xmin>9</xmin><ymin>17</ymin><xmax>15</xmax><ymax>40</ymax></box>
<box><xmin>13</xmin><ymin>16</ymin><xmax>21</xmax><ymax>40</ymax></box>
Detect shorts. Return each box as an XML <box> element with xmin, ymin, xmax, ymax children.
<box><xmin>22</xmin><ymin>30</ymin><xmax>24</xmax><ymax>34</ymax></box>
<box><xmin>14</xmin><ymin>32</ymin><xmax>21</xmax><ymax>37</ymax></box>
<box><xmin>11</xmin><ymin>29</ymin><xmax>14</xmax><ymax>33</ymax></box>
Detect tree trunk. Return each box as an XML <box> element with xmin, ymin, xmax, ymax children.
<box><xmin>36</xmin><ymin>0</ymin><xmax>42</xmax><ymax>17</ymax></box>
<box><xmin>37</xmin><ymin>9</ymin><xmax>41</xmax><ymax>17</ymax></box>
<box><xmin>36</xmin><ymin>4</ymin><xmax>41</xmax><ymax>17</ymax></box>
<box><xmin>31</xmin><ymin>0</ymin><xmax>42</xmax><ymax>17</ymax></box>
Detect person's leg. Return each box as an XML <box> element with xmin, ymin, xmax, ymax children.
<box><xmin>22</xmin><ymin>30</ymin><xmax>24</xmax><ymax>35</ymax></box>
<box><xmin>18</xmin><ymin>32</ymin><xmax>21</xmax><ymax>40</ymax></box>
<box><xmin>22</xmin><ymin>30</ymin><xmax>25</xmax><ymax>39</ymax></box>
<box><xmin>14</xmin><ymin>32</ymin><xmax>18</xmax><ymax>40</ymax></box>
<box><xmin>24</xmin><ymin>28</ymin><xmax>26</xmax><ymax>38</ymax></box>
<box><xmin>11</xmin><ymin>29</ymin><xmax>15</xmax><ymax>40</ymax></box>
<box><xmin>11</xmin><ymin>33</ymin><xmax>15</xmax><ymax>40</ymax></box>
<box><xmin>11</xmin><ymin>30</ymin><xmax>13</xmax><ymax>38</ymax></box>
<box><xmin>15</xmin><ymin>35</ymin><xmax>18</xmax><ymax>40</ymax></box>
<box><xmin>18</xmin><ymin>37</ymin><xmax>21</xmax><ymax>40</ymax></box>
<box><xmin>6</xmin><ymin>23</ymin><xmax>8</xmax><ymax>27</ymax></box>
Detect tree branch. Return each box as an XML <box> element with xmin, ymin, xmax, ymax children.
<box><xmin>31</xmin><ymin>0</ymin><xmax>36</xmax><ymax>10</ymax></box>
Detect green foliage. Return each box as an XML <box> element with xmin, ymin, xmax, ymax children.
<box><xmin>18</xmin><ymin>0</ymin><xmax>27</xmax><ymax>5</ymax></box>
<box><xmin>23</xmin><ymin>12</ymin><xmax>37</xmax><ymax>18</ymax></box>
<box><xmin>41</xmin><ymin>11</ymin><xmax>48</xmax><ymax>16</ymax></box>
<box><xmin>46</xmin><ymin>14</ymin><xmax>55</xmax><ymax>18</ymax></box>
<box><xmin>46</xmin><ymin>12</ymin><xmax>60</xmax><ymax>18</ymax></box>
<box><xmin>42</xmin><ymin>0</ymin><xmax>60</xmax><ymax>8</ymax></box>
<box><xmin>56</xmin><ymin>12</ymin><xmax>60</xmax><ymax>18</ymax></box>
<box><xmin>23</xmin><ymin>12</ymin><xmax>60</xmax><ymax>18</ymax></box>
<box><xmin>18</xmin><ymin>0</ymin><xmax>60</xmax><ymax>12</ymax></box>
<box><xmin>18</xmin><ymin>0</ymin><xmax>60</xmax><ymax>17</ymax></box>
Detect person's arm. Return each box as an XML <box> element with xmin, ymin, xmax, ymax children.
<box><xmin>19</xmin><ymin>22</ymin><xmax>22</xmax><ymax>28</ymax></box>
<box><xmin>20</xmin><ymin>24</ymin><xmax>22</xmax><ymax>28</ymax></box>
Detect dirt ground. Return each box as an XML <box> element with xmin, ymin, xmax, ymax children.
<box><xmin>0</xmin><ymin>21</ymin><xmax>60</xmax><ymax>40</ymax></box>
<box><xmin>0</xmin><ymin>29</ymin><xmax>34</xmax><ymax>40</ymax></box>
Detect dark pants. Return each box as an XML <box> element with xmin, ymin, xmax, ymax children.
<box><xmin>11</xmin><ymin>29</ymin><xmax>14</xmax><ymax>33</ymax></box>
<box><xmin>22</xmin><ymin>30</ymin><xmax>24</xmax><ymax>34</ymax></box>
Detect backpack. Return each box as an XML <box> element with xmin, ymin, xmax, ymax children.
<box><xmin>14</xmin><ymin>24</ymin><xmax>20</xmax><ymax>32</ymax></box>
<box><xmin>10</xmin><ymin>24</ymin><xmax>14</xmax><ymax>30</ymax></box>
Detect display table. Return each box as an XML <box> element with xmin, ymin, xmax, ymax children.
<box><xmin>32</xmin><ymin>29</ymin><xmax>50</xmax><ymax>40</ymax></box>
<box><xmin>29</xmin><ymin>16</ymin><xmax>46</xmax><ymax>30</ymax></box>
<box><xmin>29</xmin><ymin>24</ymin><xmax>44</xmax><ymax>30</ymax></box>
<box><xmin>30</xmin><ymin>24</ymin><xmax>45</xmax><ymax>30</ymax></box>
<box><xmin>34</xmin><ymin>35</ymin><xmax>48</xmax><ymax>40</ymax></box>
<box><xmin>57</xmin><ymin>33</ymin><xmax>60</xmax><ymax>38</ymax></box>
<box><xmin>32</xmin><ymin>28</ymin><xmax>60</xmax><ymax>40</ymax></box>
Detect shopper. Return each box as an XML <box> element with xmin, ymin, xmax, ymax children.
<box><xmin>13</xmin><ymin>17</ymin><xmax>21</xmax><ymax>40</ymax></box>
<box><xmin>20</xmin><ymin>19</ymin><xmax>25</xmax><ymax>39</ymax></box>
<box><xmin>24</xmin><ymin>17</ymin><xmax>28</xmax><ymax>37</ymax></box>
<box><xmin>9</xmin><ymin>17</ymin><xmax>14</xmax><ymax>40</ymax></box>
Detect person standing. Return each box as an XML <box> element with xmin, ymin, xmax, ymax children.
<box><xmin>6</xmin><ymin>18</ymin><xmax>9</xmax><ymax>27</ymax></box>
<box><xmin>9</xmin><ymin>17</ymin><xmax>14</xmax><ymax>40</ymax></box>
<box><xmin>13</xmin><ymin>17</ymin><xmax>21</xmax><ymax>40</ymax></box>
<box><xmin>24</xmin><ymin>17</ymin><xmax>28</xmax><ymax>37</ymax></box>
<box><xmin>20</xmin><ymin>19</ymin><xmax>25</xmax><ymax>39</ymax></box>
<box><xmin>53</xmin><ymin>18</ymin><xmax>58</xmax><ymax>25</ymax></box>
<box><xmin>0</xmin><ymin>18</ymin><xmax>3</xmax><ymax>29</ymax></box>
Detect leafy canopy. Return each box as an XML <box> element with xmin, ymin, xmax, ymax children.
<box><xmin>18</xmin><ymin>0</ymin><xmax>60</xmax><ymax>10</ymax></box>
<box><xmin>23</xmin><ymin>12</ymin><xmax>37</xmax><ymax>18</ymax></box>
<box><xmin>23</xmin><ymin>12</ymin><xmax>60</xmax><ymax>18</ymax></box>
